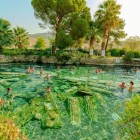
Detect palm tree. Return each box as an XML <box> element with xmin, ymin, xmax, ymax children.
<box><xmin>0</xmin><ymin>18</ymin><xmax>14</xmax><ymax>52</ymax></box>
<box><xmin>88</xmin><ymin>20</ymin><xmax>101</xmax><ymax>56</ymax></box>
<box><xmin>13</xmin><ymin>27</ymin><xmax>29</xmax><ymax>49</ymax></box>
<box><xmin>105</xmin><ymin>19</ymin><xmax>126</xmax><ymax>50</ymax></box>
<box><xmin>95</xmin><ymin>0</ymin><xmax>121</xmax><ymax>56</ymax></box>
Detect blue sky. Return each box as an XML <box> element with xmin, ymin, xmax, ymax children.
<box><xmin>0</xmin><ymin>0</ymin><xmax>140</xmax><ymax>36</ymax></box>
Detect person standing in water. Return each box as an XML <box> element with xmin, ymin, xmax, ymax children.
<box><xmin>32</xmin><ymin>66</ymin><xmax>35</xmax><ymax>72</ymax></box>
<box><xmin>40</xmin><ymin>67</ymin><xmax>43</xmax><ymax>75</ymax></box>
<box><xmin>46</xmin><ymin>86</ymin><xmax>50</xmax><ymax>94</ymax></box>
<box><xmin>119</xmin><ymin>82</ymin><xmax>126</xmax><ymax>92</ymax></box>
<box><xmin>44</xmin><ymin>73</ymin><xmax>50</xmax><ymax>81</ymax></box>
<box><xmin>7</xmin><ymin>87</ymin><xmax>12</xmax><ymax>95</ymax></box>
<box><xmin>27</xmin><ymin>66</ymin><xmax>31</xmax><ymax>73</ymax></box>
<box><xmin>128</xmin><ymin>81</ymin><xmax>134</xmax><ymax>94</ymax></box>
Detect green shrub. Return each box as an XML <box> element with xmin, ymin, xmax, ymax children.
<box><xmin>106</xmin><ymin>52</ymin><xmax>111</xmax><ymax>57</ymax></box>
<box><xmin>133</xmin><ymin>51</ymin><xmax>140</xmax><ymax>58</ymax></box>
<box><xmin>2</xmin><ymin>48</ymin><xmax>51</xmax><ymax>56</ymax></box>
<box><xmin>123</xmin><ymin>51</ymin><xmax>134</xmax><ymax>63</ymax></box>
<box><xmin>108</xmin><ymin>49</ymin><xmax>120</xmax><ymax>56</ymax></box>
<box><xmin>34</xmin><ymin>37</ymin><xmax>46</xmax><ymax>49</ymax></box>
<box><xmin>117</xmin><ymin>95</ymin><xmax>140</xmax><ymax>140</ymax></box>
<box><xmin>119</xmin><ymin>49</ymin><xmax>126</xmax><ymax>56</ymax></box>
<box><xmin>108</xmin><ymin>49</ymin><xmax>126</xmax><ymax>57</ymax></box>
<box><xmin>57</xmin><ymin>51</ymin><xmax>72</xmax><ymax>63</ymax></box>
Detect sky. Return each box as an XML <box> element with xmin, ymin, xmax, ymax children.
<box><xmin>0</xmin><ymin>0</ymin><xmax>140</xmax><ymax>36</ymax></box>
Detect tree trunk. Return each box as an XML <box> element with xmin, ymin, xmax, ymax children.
<box><xmin>53</xmin><ymin>17</ymin><xmax>62</xmax><ymax>56</ymax></box>
<box><xmin>0</xmin><ymin>46</ymin><xmax>2</xmax><ymax>54</ymax></box>
<box><xmin>53</xmin><ymin>26</ymin><xmax>59</xmax><ymax>56</ymax></box>
<box><xmin>53</xmin><ymin>34</ymin><xmax>57</xmax><ymax>56</ymax></box>
<box><xmin>18</xmin><ymin>45</ymin><xmax>23</xmax><ymax>49</ymax></box>
<box><xmin>105</xmin><ymin>32</ymin><xmax>110</xmax><ymax>52</ymax></box>
<box><xmin>101</xmin><ymin>29</ymin><xmax>107</xmax><ymax>57</ymax></box>
<box><xmin>89</xmin><ymin>36</ymin><xmax>95</xmax><ymax>56</ymax></box>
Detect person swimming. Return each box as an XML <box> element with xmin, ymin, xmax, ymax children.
<box><xmin>119</xmin><ymin>82</ymin><xmax>126</xmax><ymax>92</ymax></box>
<box><xmin>32</xmin><ymin>66</ymin><xmax>35</xmax><ymax>72</ymax></box>
<box><xmin>128</xmin><ymin>81</ymin><xmax>134</xmax><ymax>94</ymax></box>
<box><xmin>27</xmin><ymin>66</ymin><xmax>31</xmax><ymax>73</ymax></box>
<box><xmin>46</xmin><ymin>86</ymin><xmax>50</xmax><ymax>93</ymax></box>
<box><xmin>95</xmin><ymin>68</ymin><xmax>102</xmax><ymax>74</ymax></box>
<box><xmin>40</xmin><ymin>67</ymin><xmax>43</xmax><ymax>75</ymax></box>
<box><xmin>44</xmin><ymin>73</ymin><xmax>50</xmax><ymax>81</ymax></box>
<box><xmin>7</xmin><ymin>87</ymin><xmax>12</xmax><ymax>95</ymax></box>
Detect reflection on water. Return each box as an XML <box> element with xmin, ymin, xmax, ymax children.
<box><xmin>0</xmin><ymin>64</ymin><xmax>139</xmax><ymax>140</ymax></box>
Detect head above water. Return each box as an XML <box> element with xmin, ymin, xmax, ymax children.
<box><xmin>130</xmin><ymin>81</ymin><xmax>134</xmax><ymax>85</ymax></box>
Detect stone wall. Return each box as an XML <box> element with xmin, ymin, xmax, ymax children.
<box><xmin>1</xmin><ymin>55</ymin><xmax>138</xmax><ymax>66</ymax></box>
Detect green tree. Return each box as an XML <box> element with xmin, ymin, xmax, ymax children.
<box><xmin>0</xmin><ymin>18</ymin><xmax>14</xmax><ymax>52</ymax></box>
<box><xmin>124</xmin><ymin>36</ymin><xmax>140</xmax><ymax>51</ymax></box>
<box><xmin>13</xmin><ymin>26</ymin><xmax>29</xmax><ymax>49</ymax></box>
<box><xmin>95</xmin><ymin>0</ymin><xmax>122</xmax><ymax>56</ymax></box>
<box><xmin>117</xmin><ymin>94</ymin><xmax>140</xmax><ymax>139</ymax></box>
<box><xmin>57</xmin><ymin>30</ymin><xmax>73</xmax><ymax>50</ymax></box>
<box><xmin>31</xmin><ymin>0</ymin><xmax>90</xmax><ymax>55</ymax></box>
<box><xmin>88</xmin><ymin>20</ymin><xmax>102</xmax><ymax>56</ymax></box>
<box><xmin>105</xmin><ymin>19</ymin><xmax>127</xmax><ymax>50</ymax></box>
<box><xmin>71</xmin><ymin>18</ymin><xmax>89</xmax><ymax>40</ymax></box>
<box><xmin>34</xmin><ymin>37</ymin><xmax>46</xmax><ymax>49</ymax></box>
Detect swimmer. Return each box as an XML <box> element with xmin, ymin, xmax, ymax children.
<box><xmin>96</xmin><ymin>68</ymin><xmax>102</xmax><ymax>74</ymax></box>
<box><xmin>7</xmin><ymin>87</ymin><xmax>12</xmax><ymax>95</ymax></box>
<box><xmin>45</xmin><ymin>73</ymin><xmax>50</xmax><ymax>81</ymax></box>
<box><xmin>32</xmin><ymin>66</ymin><xmax>35</xmax><ymax>72</ymax></box>
<box><xmin>40</xmin><ymin>67</ymin><xmax>43</xmax><ymax>75</ymax></box>
<box><xmin>128</xmin><ymin>81</ymin><xmax>134</xmax><ymax>94</ymax></box>
<box><xmin>119</xmin><ymin>82</ymin><xmax>126</xmax><ymax>92</ymax></box>
<box><xmin>46</xmin><ymin>86</ymin><xmax>50</xmax><ymax>94</ymax></box>
<box><xmin>27</xmin><ymin>66</ymin><xmax>31</xmax><ymax>73</ymax></box>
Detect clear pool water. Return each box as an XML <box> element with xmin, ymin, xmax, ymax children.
<box><xmin>0</xmin><ymin>64</ymin><xmax>139</xmax><ymax>140</ymax></box>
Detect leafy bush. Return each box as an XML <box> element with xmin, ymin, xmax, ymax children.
<box><xmin>108</xmin><ymin>49</ymin><xmax>120</xmax><ymax>56</ymax></box>
<box><xmin>117</xmin><ymin>94</ymin><xmax>140</xmax><ymax>140</ymax></box>
<box><xmin>108</xmin><ymin>49</ymin><xmax>126</xmax><ymax>57</ymax></box>
<box><xmin>106</xmin><ymin>52</ymin><xmax>111</xmax><ymax>57</ymax></box>
<box><xmin>119</xmin><ymin>49</ymin><xmax>126</xmax><ymax>56</ymax></box>
<box><xmin>123</xmin><ymin>51</ymin><xmax>134</xmax><ymax>63</ymax></box>
<box><xmin>0</xmin><ymin>110</ymin><xmax>28</xmax><ymax>140</ymax></box>
<box><xmin>133</xmin><ymin>51</ymin><xmax>140</xmax><ymax>58</ymax></box>
<box><xmin>57</xmin><ymin>51</ymin><xmax>72</xmax><ymax>63</ymax></box>
<box><xmin>57</xmin><ymin>30</ymin><xmax>73</xmax><ymax>50</ymax></box>
<box><xmin>2</xmin><ymin>48</ymin><xmax>51</xmax><ymax>56</ymax></box>
<box><xmin>34</xmin><ymin>37</ymin><xmax>46</xmax><ymax>49</ymax></box>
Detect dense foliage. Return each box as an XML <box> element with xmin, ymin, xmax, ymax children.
<box><xmin>95</xmin><ymin>0</ymin><xmax>123</xmax><ymax>56</ymax></box>
<box><xmin>13</xmin><ymin>26</ymin><xmax>29</xmax><ymax>49</ymax></box>
<box><xmin>57</xmin><ymin>30</ymin><xmax>73</xmax><ymax>49</ymax></box>
<box><xmin>2</xmin><ymin>48</ymin><xmax>51</xmax><ymax>56</ymax></box>
<box><xmin>117</xmin><ymin>94</ymin><xmax>140</xmax><ymax>140</ymax></box>
<box><xmin>31</xmin><ymin>0</ymin><xmax>91</xmax><ymax>55</ymax></box>
<box><xmin>0</xmin><ymin>18</ymin><xmax>14</xmax><ymax>51</ymax></box>
<box><xmin>124</xmin><ymin>36</ymin><xmax>140</xmax><ymax>51</ymax></box>
<box><xmin>34</xmin><ymin>37</ymin><xmax>46</xmax><ymax>49</ymax></box>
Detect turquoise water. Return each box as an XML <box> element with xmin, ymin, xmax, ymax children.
<box><xmin>0</xmin><ymin>64</ymin><xmax>139</xmax><ymax>140</ymax></box>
